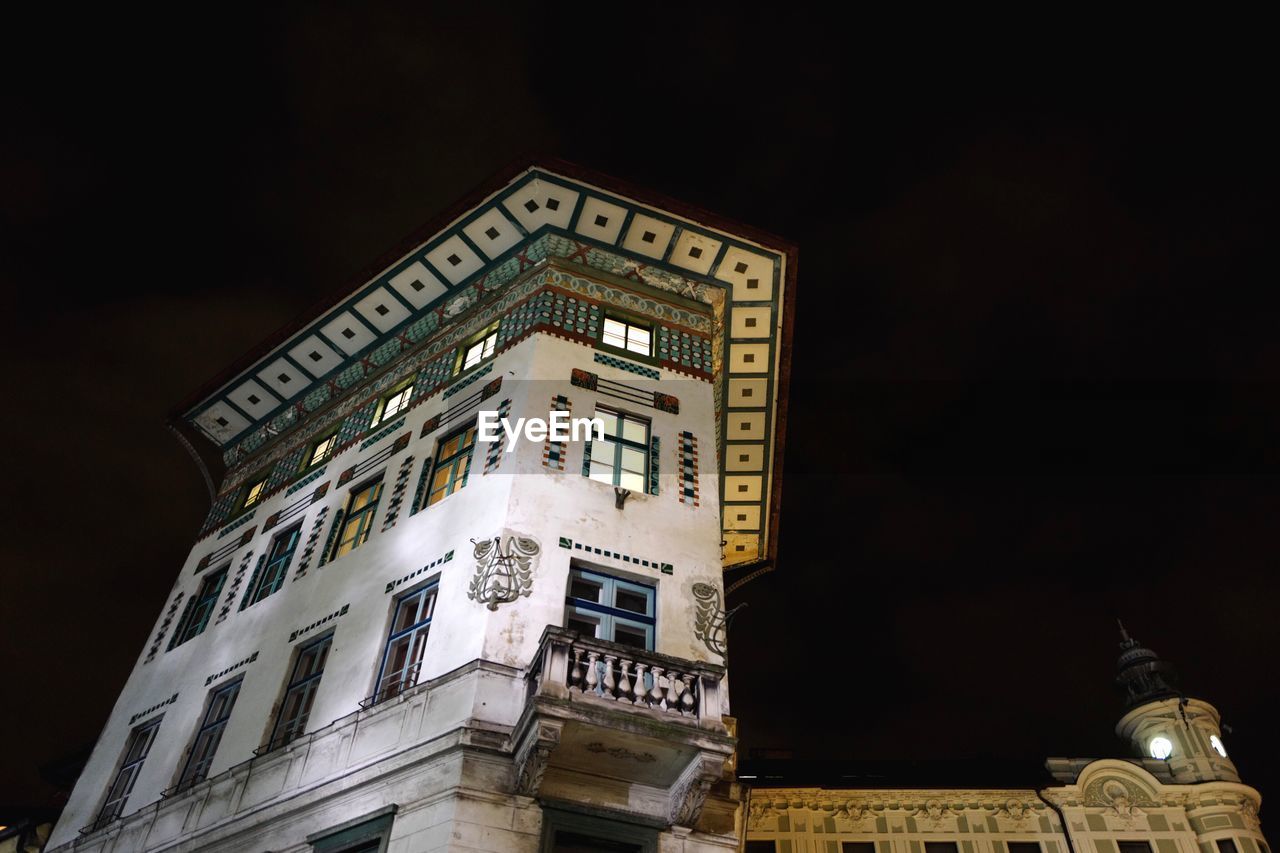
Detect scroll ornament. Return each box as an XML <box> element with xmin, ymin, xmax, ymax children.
<box><xmin>468</xmin><ymin>535</ymin><xmax>540</xmax><ymax>610</ymax></box>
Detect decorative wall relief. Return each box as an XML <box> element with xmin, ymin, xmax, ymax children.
<box><xmin>467</xmin><ymin>535</ymin><xmax>540</xmax><ymax>610</ymax></box>
<box><xmin>692</xmin><ymin>582</ymin><xmax>743</xmax><ymax>661</ymax></box>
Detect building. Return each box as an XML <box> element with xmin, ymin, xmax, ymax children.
<box><xmin>741</xmin><ymin>628</ymin><xmax>1269</xmax><ymax>853</ymax></box>
<box><xmin>46</xmin><ymin>160</ymin><xmax>797</xmax><ymax>852</ymax></box>
<box><xmin>44</xmin><ymin>161</ymin><xmax>1268</xmax><ymax>853</ymax></box>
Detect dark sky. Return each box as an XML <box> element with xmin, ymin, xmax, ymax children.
<box><xmin>4</xmin><ymin>6</ymin><xmax>1278</xmax><ymax>814</ymax></box>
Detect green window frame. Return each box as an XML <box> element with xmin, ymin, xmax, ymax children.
<box><xmin>331</xmin><ymin>478</ymin><xmax>384</xmax><ymax>560</ymax></box>
<box><xmin>303</xmin><ymin>429</ymin><xmax>340</xmax><ymax>471</ymax></box>
<box><xmin>266</xmin><ymin>632</ymin><xmax>331</xmax><ymax>751</ymax></box>
<box><xmin>176</xmin><ymin>678</ymin><xmax>242</xmax><ymax>792</ymax></box>
<box><xmin>602</xmin><ymin>315</ymin><xmax>652</xmax><ymax>357</ymax></box>
<box><xmin>169</xmin><ymin>565</ymin><xmax>228</xmax><ymax>650</ymax></box>
<box><xmin>308</xmin><ymin>806</ymin><xmax>396</xmax><ymax>853</ymax></box>
<box><xmin>246</xmin><ymin>524</ymin><xmax>301</xmax><ymax>606</ymax></box>
<box><xmin>239</xmin><ymin>471</ymin><xmax>270</xmax><ymax>512</ymax></box>
<box><xmin>586</xmin><ymin>408</ymin><xmax>649</xmax><ymax>493</ymax></box>
<box><xmin>94</xmin><ymin>716</ymin><xmax>162</xmax><ymax>830</ymax></box>
<box><xmin>455</xmin><ymin>324</ymin><xmax>499</xmax><ymax>374</ymax></box>
<box><xmin>426</xmin><ymin>423</ymin><xmax>476</xmax><ymax>507</ymax></box>
<box><xmin>372</xmin><ymin>379</ymin><xmax>414</xmax><ymax>427</ymax></box>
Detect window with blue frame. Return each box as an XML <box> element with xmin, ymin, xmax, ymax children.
<box><xmin>373</xmin><ymin>584</ymin><xmax>437</xmax><ymax>704</ymax></box>
<box><xmin>94</xmin><ymin>716</ymin><xmax>162</xmax><ymax>830</ymax></box>
<box><xmin>332</xmin><ymin>477</ymin><xmax>384</xmax><ymax>560</ymax></box>
<box><xmin>246</xmin><ymin>524</ymin><xmax>301</xmax><ymax>607</ymax></box>
<box><xmin>176</xmin><ymin>678</ymin><xmax>242</xmax><ymax>791</ymax></box>
<box><xmin>169</xmin><ymin>565</ymin><xmax>228</xmax><ymax>650</ymax></box>
<box><xmin>564</xmin><ymin>567</ymin><xmax>655</xmax><ymax>651</ymax></box>
<box><xmin>586</xmin><ymin>409</ymin><xmax>649</xmax><ymax>493</ymax></box>
<box><xmin>426</xmin><ymin>423</ymin><xmax>476</xmax><ymax>507</ymax></box>
<box><xmin>267</xmin><ymin>633</ymin><xmax>331</xmax><ymax>751</ymax></box>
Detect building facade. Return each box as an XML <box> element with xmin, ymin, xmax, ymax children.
<box><xmin>742</xmin><ymin>630</ymin><xmax>1269</xmax><ymax>853</ymax></box>
<box><xmin>47</xmin><ymin>161</ymin><xmax>796</xmax><ymax>852</ymax></box>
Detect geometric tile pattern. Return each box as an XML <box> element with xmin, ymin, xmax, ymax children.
<box><xmin>128</xmin><ymin>692</ymin><xmax>179</xmax><ymax>726</ymax></box>
<box><xmin>288</xmin><ymin>603</ymin><xmax>350</xmax><ymax>643</ymax></box>
<box><xmin>557</xmin><ymin>536</ymin><xmax>674</xmax><ymax>575</ymax></box>
<box><xmin>542</xmin><ymin>395</ymin><xmax>571</xmax><ymax>470</ymax></box>
<box><xmin>359</xmin><ymin>416</ymin><xmax>406</xmax><ymax>452</ymax></box>
<box><xmin>144</xmin><ymin>591</ymin><xmax>186</xmax><ymax>665</ymax></box>
<box><xmin>204</xmin><ymin>650</ymin><xmax>258</xmax><ymax>687</ymax></box>
<box><xmin>380</xmin><ymin>454</ymin><xmax>416</xmax><ymax>532</ymax></box>
<box><xmin>285</xmin><ymin>464</ymin><xmax>327</xmax><ymax>496</ymax></box>
<box><xmin>483</xmin><ymin>398</ymin><xmax>512</xmax><ymax>475</ymax></box>
<box><xmin>215</xmin><ymin>549</ymin><xmax>257</xmax><ymax>625</ymax></box>
<box><xmin>316</xmin><ymin>507</ymin><xmax>344</xmax><ymax>570</ymax></box>
<box><xmin>442</xmin><ymin>363</ymin><xmax>492</xmax><ymax>399</ymax></box>
<box><xmin>292</xmin><ymin>507</ymin><xmax>329</xmax><ymax>582</ymax></box>
<box><xmin>657</xmin><ymin>326</ymin><xmax>713</xmax><ymax>373</ymax></box>
<box><xmin>677</xmin><ymin>431</ymin><xmax>700</xmax><ymax>507</ymax></box>
<box><xmin>592</xmin><ymin>351</ymin><xmax>660</xmax><ymax>380</ymax></box>
<box><xmin>647</xmin><ymin>435</ymin><xmax>660</xmax><ymax>496</ymax></box>
<box><xmin>384</xmin><ymin>549</ymin><xmax>455</xmax><ymax>594</ymax></box>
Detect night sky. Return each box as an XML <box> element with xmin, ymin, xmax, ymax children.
<box><xmin>5</xmin><ymin>7</ymin><xmax>1278</xmax><ymax>816</ymax></box>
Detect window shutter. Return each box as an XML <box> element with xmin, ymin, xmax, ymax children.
<box><xmin>317</xmin><ymin>508</ymin><xmax>345</xmax><ymax>568</ymax></box>
<box><xmin>239</xmin><ymin>555</ymin><xmax>267</xmax><ymax>611</ymax></box>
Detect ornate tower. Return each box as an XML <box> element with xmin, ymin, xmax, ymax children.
<box><xmin>47</xmin><ymin>160</ymin><xmax>796</xmax><ymax>852</ymax></box>
<box><xmin>1114</xmin><ymin>622</ymin><xmax>1240</xmax><ymax>784</ymax></box>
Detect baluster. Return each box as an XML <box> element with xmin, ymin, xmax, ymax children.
<box><xmin>617</xmin><ymin>659</ymin><xmax>633</xmax><ymax>702</ymax></box>
<box><xmin>584</xmin><ymin>651</ymin><xmax>600</xmax><ymax>695</ymax></box>
<box><xmin>602</xmin><ymin>655</ymin><xmax>617</xmax><ymax>699</ymax></box>
<box><xmin>649</xmin><ymin>666</ymin><xmax>667</xmax><ymax>708</ymax></box>
<box><xmin>680</xmin><ymin>674</ymin><xmax>696</xmax><ymax>716</ymax></box>
<box><xmin>631</xmin><ymin>663</ymin><xmax>649</xmax><ymax>706</ymax></box>
<box><xmin>568</xmin><ymin>646</ymin><xmax>583</xmax><ymax>691</ymax></box>
<box><xmin>665</xmin><ymin>670</ymin><xmax>683</xmax><ymax>711</ymax></box>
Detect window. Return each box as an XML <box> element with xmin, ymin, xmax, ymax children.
<box><xmin>1217</xmin><ymin>841</ymin><xmax>1239</xmax><ymax>853</ymax></box>
<box><xmin>169</xmin><ymin>566</ymin><xmax>228</xmax><ymax>650</ymax></box>
<box><xmin>240</xmin><ymin>474</ymin><xmax>269</xmax><ymax>511</ymax></box>
<box><xmin>564</xmin><ymin>568</ymin><xmax>655</xmax><ymax>651</ymax></box>
<box><xmin>1117</xmin><ymin>844</ymin><xmax>1152</xmax><ymax>853</ymax></box>
<box><xmin>458</xmin><ymin>328</ymin><xmax>498</xmax><ymax>373</ymax></box>
<box><xmin>1008</xmin><ymin>844</ymin><xmax>1041</xmax><ymax>853</ymax></box>
<box><xmin>426</xmin><ymin>423</ymin><xmax>476</xmax><ymax>507</ymax></box>
<box><xmin>332</xmin><ymin>478</ymin><xmax>384</xmax><ymax>560</ymax></box>
<box><xmin>746</xmin><ymin>844</ymin><xmax>779</xmax><ymax>853</ymax></box>
<box><xmin>924</xmin><ymin>845</ymin><xmax>959</xmax><ymax>853</ymax></box>
<box><xmin>95</xmin><ymin>717</ymin><xmax>161</xmax><ymax>829</ymax></box>
<box><xmin>542</xmin><ymin>809</ymin><xmax>657</xmax><ymax>852</ymax></box>
<box><xmin>246</xmin><ymin>525</ymin><xmax>301</xmax><ymax>607</ymax></box>
<box><xmin>267</xmin><ymin>633</ymin><xmax>331</xmax><ymax>751</ymax></box>
<box><xmin>372</xmin><ymin>380</ymin><xmax>413</xmax><ymax>427</ymax></box>
<box><xmin>177</xmin><ymin>679</ymin><xmax>242</xmax><ymax>791</ymax></box>
<box><xmin>587</xmin><ymin>409</ymin><xmax>649</xmax><ymax>492</ymax></box>
<box><xmin>602</xmin><ymin>316</ymin><xmax>651</xmax><ymax>356</ymax></box>
<box><xmin>308</xmin><ymin>807</ymin><xmax>396</xmax><ymax>853</ymax></box>
<box><xmin>843</xmin><ymin>844</ymin><xmax>875</xmax><ymax>853</ymax></box>
<box><xmin>374</xmin><ymin>584</ymin><xmax>437</xmax><ymax>703</ymax></box>
<box><xmin>305</xmin><ymin>430</ymin><xmax>339</xmax><ymax>470</ymax></box>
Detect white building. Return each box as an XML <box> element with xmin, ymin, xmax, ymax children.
<box><xmin>48</xmin><ymin>160</ymin><xmax>797</xmax><ymax>852</ymax></box>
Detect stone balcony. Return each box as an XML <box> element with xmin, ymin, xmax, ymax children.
<box><xmin>512</xmin><ymin>627</ymin><xmax>736</xmax><ymax>830</ymax></box>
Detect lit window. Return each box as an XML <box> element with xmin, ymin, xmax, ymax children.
<box><xmin>267</xmin><ymin>634</ymin><xmax>331</xmax><ymax>751</ymax></box>
<box><xmin>241</xmin><ymin>475</ymin><xmax>268</xmax><ymax>510</ymax></box>
<box><xmin>427</xmin><ymin>424</ymin><xmax>476</xmax><ymax>506</ymax></box>
<box><xmin>305</xmin><ymin>431</ymin><xmax>339</xmax><ymax>469</ymax></box>
<box><xmin>169</xmin><ymin>566</ymin><xmax>228</xmax><ymax>650</ymax></box>
<box><xmin>1211</xmin><ymin>734</ymin><xmax>1228</xmax><ymax>757</ymax></box>
<box><xmin>564</xmin><ymin>567</ymin><xmax>655</xmax><ymax>650</ymax></box>
<box><xmin>95</xmin><ymin>717</ymin><xmax>162</xmax><ymax>830</ymax></box>
<box><xmin>177</xmin><ymin>679</ymin><xmax>242</xmax><ymax>791</ymax></box>
<box><xmin>332</xmin><ymin>479</ymin><xmax>384</xmax><ymax>560</ymax></box>
<box><xmin>373</xmin><ymin>381</ymin><xmax>413</xmax><ymax>427</ymax></box>
<box><xmin>374</xmin><ymin>584</ymin><xmax>437</xmax><ymax>703</ymax></box>
<box><xmin>1149</xmin><ymin>736</ymin><xmax>1173</xmax><ymax>759</ymax></box>
<box><xmin>602</xmin><ymin>317</ymin><xmax>652</xmax><ymax>356</ymax></box>
<box><xmin>587</xmin><ymin>409</ymin><xmax>649</xmax><ymax>493</ymax></box>
<box><xmin>245</xmin><ymin>525</ymin><xmax>301</xmax><ymax>607</ymax></box>
<box><xmin>460</xmin><ymin>330</ymin><xmax>498</xmax><ymax>372</ymax></box>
